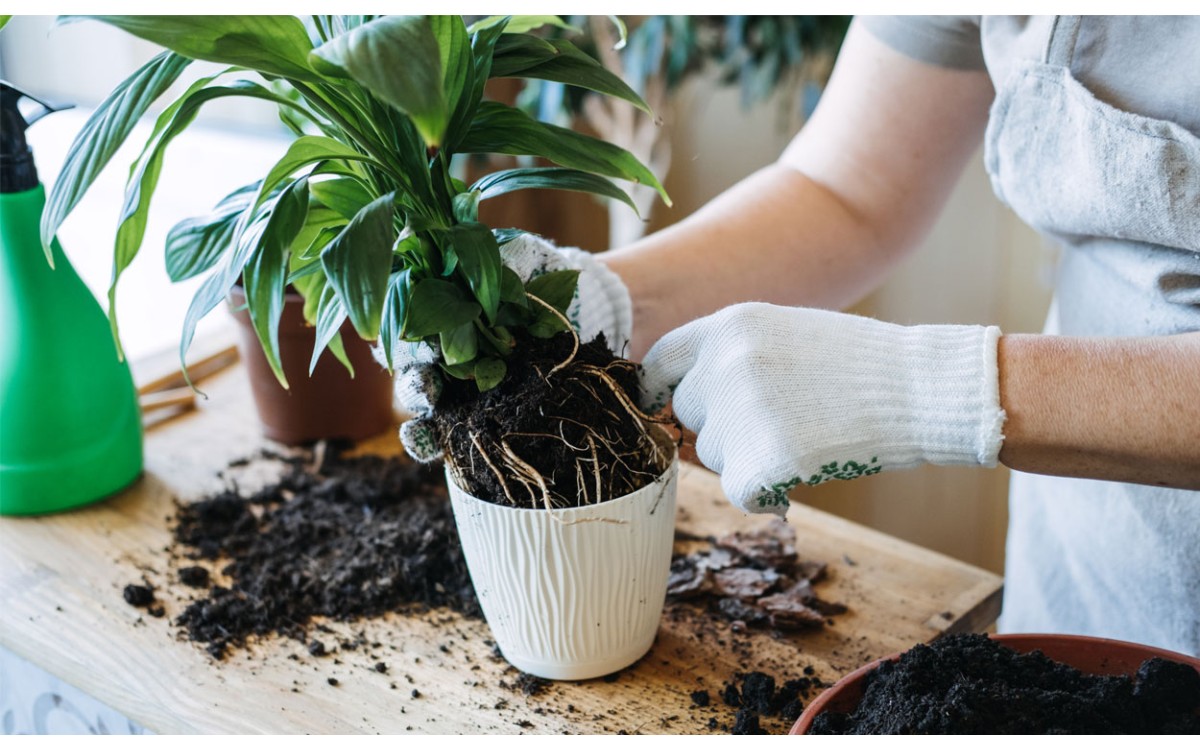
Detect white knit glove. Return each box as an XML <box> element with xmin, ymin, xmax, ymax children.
<box><xmin>640</xmin><ymin>303</ymin><xmax>1006</xmax><ymax>516</ymax></box>
<box><xmin>384</xmin><ymin>233</ymin><xmax>633</xmax><ymax>462</ymax></box>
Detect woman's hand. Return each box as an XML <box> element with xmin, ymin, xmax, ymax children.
<box><xmin>640</xmin><ymin>302</ymin><xmax>1006</xmax><ymax>514</ymax></box>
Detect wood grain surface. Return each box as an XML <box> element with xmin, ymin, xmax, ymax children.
<box><xmin>0</xmin><ymin>363</ymin><xmax>1002</xmax><ymax>734</ymax></box>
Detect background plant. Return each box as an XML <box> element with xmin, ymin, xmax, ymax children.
<box><xmin>41</xmin><ymin>14</ymin><xmax>668</xmax><ymax>390</ymax></box>
<box><xmin>518</xmin><ymin>15</ymin><xmax>849</xmax><ymax>246</ymax></box>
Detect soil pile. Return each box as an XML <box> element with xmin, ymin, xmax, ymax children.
<box><xmin>169</xmin><ymin>447</ymin><xmax>480</xmax><ymax>658</ymax></box>
<box><xmin>667</xmin><ymin>520</ymin><xmax>846</xmax><ymax>631</ymax></box>
<box><xmin>432</xmin><ymin>331</ymin><xmax>677</xmax><ymax>509</ymax></box>
<box><xmin>811</xmin><ymin>633</ymin><xmax>1200</xmax><ymax>734</ymax></box>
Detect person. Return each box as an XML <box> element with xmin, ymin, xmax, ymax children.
<box><xmin>393</xmin><ymin>16</ymin><xmax>1200</xmax><ymax>656</ymax></box>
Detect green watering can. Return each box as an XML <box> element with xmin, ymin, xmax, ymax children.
<box><xmin>0</xmin><ymin>81</ymin><xmax>142</xmax><ymax>515</ymax></box>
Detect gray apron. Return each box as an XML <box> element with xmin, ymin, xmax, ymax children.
<box><xmin>983</xmin><ymin>15</ymin><xmax>1200</xmax><ymax>654</ymax></box>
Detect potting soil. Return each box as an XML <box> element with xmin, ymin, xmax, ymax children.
<box><xmin>168</xmin><ymin>447</ymin><xmax>480</xmax><ymax>658</ymax></box>
<box><xmin>809</xmin><ymin>633</ymin><xmax>1200</xmax><ymax>734</ymax></box>
<box><xmin>433</xmin><ymin>330</ymin><xmax>677</xmax><ymax>508</ymax></box>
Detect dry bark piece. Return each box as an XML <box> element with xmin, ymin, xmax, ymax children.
<box><xmin>666</xmin><ymin>557</ymin><xmax>709</xmax><ymax>598</ymax></box>
<box><xmin>711</xmin><ymin>567</ymin><xmax>780</xmax><ymax>599</ymax></box>
<box><xmin>668</xmin><ymin>519</ymin><xmax>846</xmax><ymax>632</ymax></box>
<box><xmin>715</xmin><ymin>519</ymin><xmax>796</xmax><ymax>568</ymax></box>
<box><xmin>757</xmin><ymin>594</ymin><xmax>827</xmax><ymax>630</ymax></box>
<box><xmin>715</xmin><ymin>597</ymin><xmax>767</xmax><ymax>625</ymax></box>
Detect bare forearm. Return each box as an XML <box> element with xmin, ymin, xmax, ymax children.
<box><xmin>602</xmin><ymin>164</ymin><xmax>892</xmax><ymax>357</ymax></box>
<box><xmin>599</xmin><ymin>21</ymin><xmax>994</xmax><ymax>358</ymax></box>
<box><xmin>999</xmin><ymin>332</ymin><xmax>1200</xmax><ymax>488</ymax></box>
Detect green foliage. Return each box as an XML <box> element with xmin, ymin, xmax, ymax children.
<box><xmin>49</xmin><ymin>14</ymin><xmax>668</xmax><ymax>390</ymax></box>
<box><xmin>522</xmin><ymin>15</ymin><xmax>850</xmax><ymax>125</ymax></box>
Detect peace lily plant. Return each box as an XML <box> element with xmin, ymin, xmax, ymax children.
<box><xmin>42</xmin><ymin>14</ymin><xmax>667</xmax><ymax>391</ymax></box>
<box><xmin>44</xmin><ymin>14</ymin><xmax>681</xmax><ymax>680</ymax></box>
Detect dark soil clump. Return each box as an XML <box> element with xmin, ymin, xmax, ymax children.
<box><xmin>690</xmin><ymin>689</ymin><xmax>710</xmax><ymax>707</ymax></box>
<box><xmin>810</xmin><ymin>634</ymin><xmax>1200</xmax><ymax>734</ymax></box>
<box><xmin>178</xmin><ymin>566</ymin><xmax>209</xmax><ymax>588</ymax></box>
<box><xmin>123</xmin><ymin>583</ymin><xmax>155</xmax><ymax>608</ymax></box>
<box><xmin>731</xmin><ymin>708</ymin><xmax>764</xmax><ymax>735</ymax></box>
<box><xmin>708</xmin><ymin>669</ymin><xmax>821</xmax><ymax>735</ymax></box>
<box><xmin>432</xmin><ymin>331</ymin><xmax>677</xmax><ymax>508</ymax></box>
<box><xmin>514</xmin><ymin>672</ymin><xmax>548</xmax><ymax>697</ymax></box>
<box><xmin>171</xmin><ymin>447</ymin><xmax>480</xmax><ymax>658</ymax></box>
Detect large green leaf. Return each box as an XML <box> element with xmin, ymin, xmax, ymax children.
<box><xmin>431</xmin><ymin>15</ymin><xmax>470</xmax><ymax>108</ymax></box>
<box><xmin>109</xmin><ymin>78</ymin><xmax>302</xmax><ymax>348</ymax></box>
<box><xmin>526</xmin><ymin>269</ymin><xmax>580</xmax><ymax>313</ymax></box>
<box><xmin>439</xmin><ymin>322</ymin><xmax>478</xmax><ymax>366</ymax></box>
<box><xmin>320</xmin><ymin>192</ymin><xmax>396</xmax><ymax>340</ymax></box>
<box><xmin>473</xmin><ymin>357</ymin><xmax>507</xmax><ymax>391</ymax></box>
<box><xmin>472</xmin><ymin>167</ymin><xmax>637</xmax><ymax>214</ymax></box>
<box><xmin>402</xmin><ymin>278</ymin><xmax>482</xmax><ymax>339</ymax></box>
<box><xmin>436</xmin><ymin>15</ymin><xmax>477</xmax><ymax>149</ymax></box>
<box><xmin>310</xmin><ymin>15</ymin><xmax>447</xmax><ymax>147</ymax></box>
<box><xmin>487</xmin><ymin>33</ymin><xmax>556</xmax><ymax>76</ymax></box>
<box><xmin>310</xmin><ymin>281</ymin><xmax>349</xmax><ymax>375</ymax></box>
<box><xmin>377</xmin><ymin>269</ymin><xmax>411</xmax><ymax>371</ymax></box>
<box><xmin>491</xmin><ymin>36</ymin><xmax>651</xmax><ymax>113</ymax></box>
<box><xmin>467</xmin><ymin>16</ymin><xmax>578</xmax><ymax>35</ymax></box>
<box><xmin>310</xmin><ymin>176</ymin><xmax>373</xmax><ymax>220</ymax></box>
<box><xmin>178</xmin><ymin>211</ymin><xmax>269</xmax><ymax>389</ymax></box>
<box><xmin>164</xmin><ymin>181</ymin><xmax>258</xmax><ymax>282</ymax></box>
<box><xmin>66</xmin><ymin>15</ymin><xmax>318</xmax><ymax>82</ymax></box>
<box><xmin>445</xmin><ymin>223</ymin><xmax>501</xmax><ymax>323</ymax></box>
<box><xmin>460</xmin><ymin>102</ymin><xmax>670</xmax><ymax>206</ymax></box>
<box><xmin>40</xmin><ymin>51</ymin><xmax>190</xmax><ymax>265</ymax></box>
<box><xmin>243</xmin><ymin>178</ymin><xmax>310</xmax><ymax>387</ymax></box>
<box><xmin>256</xmin><ymin>135</ymin><xmax>375</xmax><ymax>213</ymax></box>
<box><xmin>525</xmin><ymin>269</ymin><xmax>581</xmax><ymax>338</ymax></box>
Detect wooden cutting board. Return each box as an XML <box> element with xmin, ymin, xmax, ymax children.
<box><xmin>0</xmin><ymin>362</ymin><xmax>1001</xmax><ymax>734</ymax></box>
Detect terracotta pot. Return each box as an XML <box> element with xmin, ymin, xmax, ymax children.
<box><xmin>447</xmin><ymin>447</ymin><xmax>679</xmax><ymax>680</ymax></box>
<box><xmin>790</xmin><ymin>633</ymin><xmax>1200</xmax><ymax>734</ymax></box>
<box><xmin>227</xmin><ymin>286</ymin><xmax>394</xmax><ymax>445</ymax></box>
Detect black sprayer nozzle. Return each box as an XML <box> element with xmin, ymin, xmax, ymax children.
<box><xmin>0</xmin><ymin>81</ymin><xmax>73</xmax><ymax>193</ymax></box>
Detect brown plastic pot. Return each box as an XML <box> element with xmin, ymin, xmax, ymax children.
<box><xmin>227</xmin><ymin>286</ymin><xmax>394</xmax><ymax>445</ymax></box>
<box><xmin>791</xmin><ymin>633</ymin><xmax>1200</xmax><ymax>734</ymax></box>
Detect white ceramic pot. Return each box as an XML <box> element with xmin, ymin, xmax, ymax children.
<box><xmin>447</xmin><ymin>454</ymin><xmax>679</xmax><ymax>680</ymax></box>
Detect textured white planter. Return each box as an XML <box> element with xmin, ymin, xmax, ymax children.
<box><xmin>447</xmin><ymin>455</ymin><xmax>679</xmax><ymax>680</ymax></box>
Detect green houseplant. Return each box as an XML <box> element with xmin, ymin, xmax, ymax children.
<box><xmin>46</xmin><ymin>14</ymin><xmax>679</xmax><ymax>678</ymax></box>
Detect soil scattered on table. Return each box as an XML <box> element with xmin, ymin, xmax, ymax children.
<box><xmin>177</xmin><ymin>566</ymin><xmax>209</xmax><ymax>588</ymax></box>
<box><xmin>667</xmin><ymin>520</ymin><xmax>847</xmax><ymax>631</ymax></box>
<box><xmin>708</xmin><ymin>669</ymin><xmax>823</xmax><ymax>734</ymax></box>
<box><xmin>810</xmin><ymin>633</ymin><xmax>1200</xmax><ymax>734</ymax></box>
<box><xmin>160</xmin><ymin>446</ymin><xmax>480</xmax><ymax>658</ymax></box>
<box><xmin>123</xmin><ymin>583</ymin><xmax>155</xmax><ymax>607</ymax></box>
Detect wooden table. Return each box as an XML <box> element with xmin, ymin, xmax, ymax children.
<box><xmin>0</xmin><ymin>362</ymin><xmax>1002</xmax><ymax>734</ymax></box>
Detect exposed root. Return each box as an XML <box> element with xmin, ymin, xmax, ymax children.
<box><xmin>587</xmin><ymin>435</ymin><xmax>601</xmax><ymax>506</ymax></box>
<box><xmin>434</xmin><ymin>331</ymin><xmax>681</xmax><ymax>510</ymax></box>
<box><xmin>527</xmin><ymin>293</ymin><xmax>578</xmax><ymax>379</ymax></box>
<box><xmin>576</xmin><ymin>364</ymin><xmax>677</xmax><ymax>426</ymax></box>
<box><xmin>501</xmin><ymin>440</ymin><xmax>555</xmax><ymax>512</ymax></box>
<box><xmin>469</xmin><ymin>432</ymin><xmax>515</xmax><ymax>505</ymax></box>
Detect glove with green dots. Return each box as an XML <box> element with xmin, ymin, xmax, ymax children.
<box><xmin>639</xmin><ymin>303</ymin><xmax>1006</xmax><ymax>515</ymax></box>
